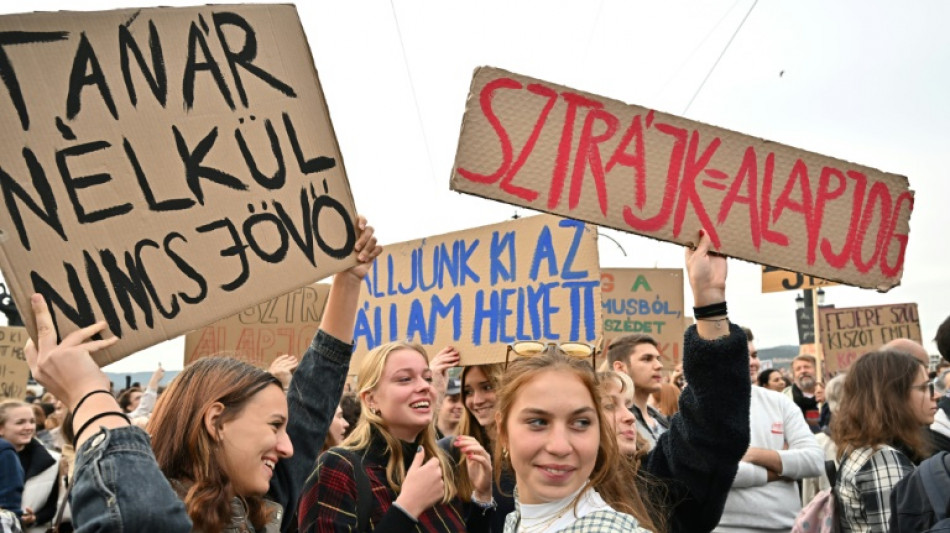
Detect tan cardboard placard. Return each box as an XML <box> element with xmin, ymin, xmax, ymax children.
<box><xmin>0</xmin><ymin>6</ymin><xmax>357</xmax><ymax>366</ymax></box>
<box><xmin>601</xmin><ymin>268</ymin><xmax>684</xmax><ymax>369</ymax></box>
<box><xmin>451</xmin><ymin>67</ymin><xmax>913</xmax><ymax>292</ymax></box>
<box><xmin>351</xmin><ymin>214</ymin><xmax>601</xmax><ymax>370</ymax></box>
<box><xmin>761</xmin><ymin>266</ymin><xmax>837</xmax><ymax>293</ymax></box>
<box><xmin>0</xmin><ymin>326</ymin><xmax>29</xmax><ymax>399</ymax></box>
<box><xmin>184</xmin><ymin>282</ymin><xmax>330</xmax><ymax>368</ymax></box>
<box><xmin>819</xmin><ymin>303</ymin><xmax>921</xmax><ymax>373</ymax></box>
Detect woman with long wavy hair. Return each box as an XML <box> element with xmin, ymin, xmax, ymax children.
<box><xmin>299</xmin><ymin>341</ymin><xmax>493</xmax><ymax>532</ymax></box>
<box><xmin>831</xmin><ymin>349</ymin><xmax>937</xmax><ymax>532</ymax></box>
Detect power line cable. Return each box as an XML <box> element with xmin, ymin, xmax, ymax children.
<box><xmin>682</xmin><ymin>0</ymin><xmax>758</xmax><ymax>115</ymax></box>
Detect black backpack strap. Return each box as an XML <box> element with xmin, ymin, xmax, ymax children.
<box><xmin>337</xmin><ymin>448</ymin><xmax>373</xmax><ymax>533</ymax></box>
<box><xmin>825</xmin><ymin>459</ymin><xmax>838</xmax><ymax>488</ymax></box>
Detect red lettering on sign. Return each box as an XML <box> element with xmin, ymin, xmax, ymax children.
<box><xmin>570</xmin><ymin>108</ymin><xmax>618</xmax><ymax>215</ymax></box>
<box><xmin>717</xmin><ymin>147</ymin><xmax>761</xmax><ymax>250</ymax></box>
<box><xmin>673</xmin><ymin>130</ymin><xmax>721</xmax><ymax>247</ymax></box>
<box><xmin>456</xmin><ymin>77</ymin><xmax>522</xmax><ymax>184</ymax></box>
<box><xmin>606</xmin><ymin>113</ymin><xmax>648</xmax><ymax>210</ymax></box>
<box><xmin>622</xmin><ymin>121</ymin><xmax>686</xmax><ymax>232</ymax></box>
<box><xmin>880</xmin><ymin>191</ymin><xmax>913</xmax><ymax>277</ymax></box>
<box><xmin>548</xmin><ymin>92</ymin><xmax>602</xmax><ymax>210</ymax></box>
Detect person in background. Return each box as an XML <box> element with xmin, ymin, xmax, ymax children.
<box><xmin>783</xmin><ymin>355</ymin><xmax>821</xmax><ymax>432</ymax></box>
<box><xmin>650</xmin><ymin>383</ymin><xmax>681</xmax><ymax>419</ymax></box>
<box><xmin>930</xmin><ymin>369</ymin><xmax>950</xmax><ymax>452</ymax></box>
<box><xmin>757</xmin><ymin>369</ymin><xmax>786</xmax><ymax>393</ymax></box>
<box><xmin>0</xmin><ymin>400</ymin><xmax>61</xmax><ymax>533</ymax></box>
<box><xmin>608</xmin><ymin>334</ymin><xmax>669</xmax><ymax>451</ymax></box>
<box><xmin>744</xmin><ymin>327</ymin><xmax>760</xmax><ymax>384</ymax></box>
<box><xmin>436</xmin><ymin>377</ymin><xmax>464</xmax><ymax>439</ymax></box>
<box><xmin>0</xmin><ymin>428</ymin><xmax>25</xmax><ymax>520</ymax></box>
<box><xmin>713</xmin><ymin>327</ymin><xmax>823</xmax><ymax>533</ymax></box>
<box><xmin>832</xmin><ymin>350</ymin><xmax>936</xmax><ymax>532</ymax></box>
<box><xmin>802</xmin><ymin>373</ymin><xmax>847</xmax><ymax>503</ymax></box>
<box><xmin>320</xmin><ymin>404</ymin><xmax>351</xmax><ymax>454</ymax></box>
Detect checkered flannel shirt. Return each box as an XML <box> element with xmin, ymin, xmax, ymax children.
<box><xmin>503</xmin><ymin>509</ymin><xmax>649</xmax><ymax>532</ymax></box>
<box><xmin>836</xmin><ymin>445</ymin><xmax>915</xmax><ymax>533</ymax></box>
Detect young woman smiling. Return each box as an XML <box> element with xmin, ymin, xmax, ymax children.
<box><xmin>493</xmin><ymin>230</ymin><xmax>752</xmax><ymax>533</ymax></box>
<box><xmin>23</xmin><ymin>217</ymin><xmax>381</xmax><ymax>532</ymax></box>
<box><xmin>299</xmin><ymin>342</ymin><xmax>494</xmax><ymax>532</ymax></box>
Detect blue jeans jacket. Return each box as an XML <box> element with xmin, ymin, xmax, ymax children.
<box><xmin>70</xmin><ymin>329</ymin><xmax>352</xmax><ymax>532</ymax></box>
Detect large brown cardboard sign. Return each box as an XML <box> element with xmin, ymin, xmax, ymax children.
<box><xmin>451</xmin><ymin>67</ymin><xmax>913</xmax><ymax>292</ymax></box>
<box><xmin>601</xmin><ymin>268</ymin><xmax>684</xmax><ymax>369</ymax></box>
<box><xmin>0</xmin><ymin>6</ymin><xmax>357</xmax><ymax>366</ymax></box>
<box><xmin>352</xmin><ymin>214</ymin><xmax>601</xmax><ymax>369</ymax></box>
<box><xmin>819</xmin><ymin>303</ymin><xmax>921</xmax><ymax>373</ymax></box>
<box><xmin>184</xmin><ymin>283</ymin><xmax>330</xmax><ymax>368</ymax></box>
<box><xmin>761</xmin><ymin>266</ymin><xmax>837</xmax><ymax>293</ymax></box>
<box><xmin>0</xmin><ymin>326</ymin><xmax>29</xmax><ymax>399</ymax></box>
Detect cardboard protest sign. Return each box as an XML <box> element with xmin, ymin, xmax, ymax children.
<box><xmin>761</xmin><ymin>266</ymin><xmax>837</xmax><ymax>293</ymax></box>
<box><xmin>0</xmin><ymin>6</ymin><xmax>358</xmax><ymax>365</ymax></box>
<box><xmin>352</xmin><ymin>214</ymin><xmax>601</xmax><ymax>369</ymax></box>
<box><xmin>0</xmin><ymin>326</ymin><xmax>29</xmax><ymax>399</ymax></box>
<box><xmin>451</xmin><ymin>66</ymin><xmax>913</xmax><ymax>292</ymax></box>
<box><xmin>819</xmin><ymin>303</ymin><xmax>921</xmax><ymax>373</ymax></box>
<box><xmin>184</xmin><ymin>283</ymin><xmax>330</xmax><ymax>368</ymax></box>
<box><xmin>601</xmin><ymin>268</ymin><xmax>684</xmax><ymax>369</ymax></box>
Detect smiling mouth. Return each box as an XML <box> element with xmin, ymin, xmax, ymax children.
<box><xmin>263</xmin><ymin>458</ymin><xmax>276</xmax><ymax>472</ymax></box>
<box><xmin>410</xmin><ymin>401</ymin><xmax>430</xmax><ymax>409</ymax></box>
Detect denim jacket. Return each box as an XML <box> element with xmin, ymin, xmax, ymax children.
<box><xmin>69</xmin><ymin>329</ymin><xmax>352</xmax><ymax>533</ymax></box>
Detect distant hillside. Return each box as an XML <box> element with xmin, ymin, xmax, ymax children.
<box><xmin>758</xmin><ymin>345</ymin><xmax>800</xmax><ymax>369</ymax></box>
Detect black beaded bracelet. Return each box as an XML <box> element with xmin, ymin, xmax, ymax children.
<box><xmin>73</xmin><ymin>411</ymin><xmax>131</xmax><ymax>445</ymax></box>
<box><xmin>693</xmin><ymin>301</ymin><xmax>727</xmax><ymax>319</ymax></box>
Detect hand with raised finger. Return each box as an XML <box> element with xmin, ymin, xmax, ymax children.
<box><xmin>347</xmin><ymin>216</ymin><xmax>382</xmax><ymax>280</ymax></box>
<box><xmin>394</xmin><ymin>446</ymin><xmax>445</xmax><ymax>518</ymax></box>
<box><xmin>24</xmin><ymin>294</ymin><xmax>117</xmax><ymax>409</ymax></box>
<box><xmin>454</xmin><ymin>435</ymin><xmax>493</xmax><ymax>500</ymax></box>
<box><xmin>685</xmin><ymin>229</ymin><xmax>727</xmax><ymax>307</ymax></box>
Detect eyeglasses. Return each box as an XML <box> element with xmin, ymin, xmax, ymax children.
<box><xmin>911</xmin><ymin>381</ymin><xmax>935</xmax><ymax>397</ymax></box>
<box><xmin>504</xmin><ymin>341</ymin><xmax>599</xmax><ymax>370</ymax></box>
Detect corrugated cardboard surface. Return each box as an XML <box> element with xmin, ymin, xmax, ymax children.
<box><xmin>601</xmin><ymin>268</ymin><xmax>684</xmax><ymax>369</ymax></box>
<box><xmin>452</xmin><ymin>66</ymin><xmax>913</xmax><ymax>292</ymax></box>
<box><xmin>183</xmin><ymin>282</ymin><xmax>329</xmax><ymax>369</ymax></box>
<box><xmin>761</xmin><ymin>266</ymin><xmax>837</xmax><ymax>293</ymax></box>
<box><xmin>0</xmin><ymin>5</ymin><xmax>357</xmax><ymax>365</ymax></box>
<box><xmin>0</xmin><ymin>326</ymin><xmax>29</xmax><ymax>399</ymax></box>
<box><xmin>350</xmin><ymin>214</ymin><xmax>601</xmax><ymax>371</ymax></box>
<box><xmin>819</xmin><ymin>302</ymin><xmax>921</xmax><ymax>373</ymax></box>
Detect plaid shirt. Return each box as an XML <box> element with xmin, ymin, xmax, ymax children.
<box><xmin>299</xmin><ymin>431</ymin><xmax>476</xmax><ymax>532</ymax></box>
<box><xmin>836</xmin><ymin>445</ymin><xmax>915</xmax><ymax>533</ymax></box>
<box><xmin>503</xmin><ymin>509</ymin><xmax>649</xmax><ymax>532</ymax></box>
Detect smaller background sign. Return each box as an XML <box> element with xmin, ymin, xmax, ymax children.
<box><xmin>762</xmin><ymin>266</ymin><xmax>838</xmax><ymax>293</ymax></box>
<box><xmin>819</xmin><ymin>303</ymin><xmax>921</xmax><ymax>373</ymax></box>
<box><xmin>0</xmin><ymin>326</ymin><xmax>29</xmax><ymax>399</ymax></box>
<box><xmin>184</xmin><ymin>284</ymin><xmax>330</xmax><ymax>369</ymax></box>
<box><xmin>601</xmin><ymin>268</ymin><xmax>684</xmax><ymax>369</ymax></box>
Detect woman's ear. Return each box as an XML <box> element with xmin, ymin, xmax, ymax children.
<box><xmin>204</xmin><ymin>402</ymin><xmax>226</xmax><ymax>441</ymax></box>
<box><xmin>361</xmin><ymin>390</ymin><xmax>376</xmax><ymax>413</ymax></box>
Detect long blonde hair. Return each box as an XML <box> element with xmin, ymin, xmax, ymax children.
<box><xmin>341</xmin><ymin>341</ymin><xmax>456</xmax><ymax>502</ymax></box>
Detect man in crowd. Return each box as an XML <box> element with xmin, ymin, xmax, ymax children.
<box><xmin>608</xmin><ymin>333</ymin><xmax>668</xmax><ymax>451</ymax></box>
<box><xmin>744</xmin><ymin>327</ymin><xmax>760</xmax><ymax>384</ymax></box>
<box><xmin>783</xmin><ymin>354</ymin><xmax>821</xmax><ymax>431</ymax></box>
<box><xmin>715</xmin><ymin>327</ymin><xmax>824</xmax><ymax>533</ymax></box>
<box><xmin>929</xmin><ymin>315</ymin><xmax>950</xmax><ymax>452</ymax></box>
<box><xmin>435</xmin><ymin>377</ymin><xmax>463</xmax><ymax>439</ymax></box>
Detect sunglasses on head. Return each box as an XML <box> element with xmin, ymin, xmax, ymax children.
<box><xmin>504</xmin><ymin>340</ymin><xmax>600</xmax><ymax>370</ymax></box>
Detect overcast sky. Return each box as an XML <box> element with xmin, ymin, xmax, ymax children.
<box><xmin>2</xmin><ymin>0</ymin><xmax>949</xmax><ymax>372</ymax></box>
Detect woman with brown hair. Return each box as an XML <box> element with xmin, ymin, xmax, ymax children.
<box><xmin>24</xmin><ymin>217</ymin><xmax>381</xmax><ymax>532</ymax></box>
<box><xmin>649</xmin><ymin>383</ymin><xmax>681</xmax><ymax>418</ymax></box>
<box><xmin>832</xmin><ymin>349</ymin><xmax>937</xmax><ymax>532</ymax></box>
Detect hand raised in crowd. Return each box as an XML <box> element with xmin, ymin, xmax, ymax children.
<box><xmin>23</xmin><ymin>294</ymin><xmax>127</xmax><ymax>448</ymax></box>
<box><xmin>347</xmin><ymin>215</ymin><xmax>381</xmax><ymax>280</ymax></box>
<box><xmin>453</xmin><ymin>435</ymin><xmax>493</xmax><ymax>501</ymax></box>
<box><xmin>394</xmin><ymin>446</ymin><xmax>445</xmax><ymax>518</ymax></box>
<box><xmin>147</xmin><ymin>363</ymin><xmax>165</xmax><ymax>390</ymax></box>
<box><xmin>429</xmin><ymin>346</ymin><xmax>460</xmax><ymax>397</ymax></box>
<box><xmin>268</xmin><ymin>354</ymin><xmax>299</xmax><ymax>389</ymax></box>
<box><xmin>685</xmin><ymin>229</ymin><xmax>727</xmax><ymax>307</ymax></box>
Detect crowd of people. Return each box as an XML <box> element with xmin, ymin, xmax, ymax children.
<box><xmin>2</xmin><ymin>220</ymin><xmax>950</xmax><ymax>533</ymax></box>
